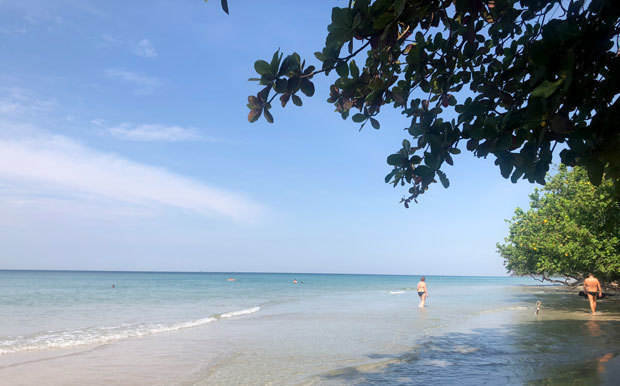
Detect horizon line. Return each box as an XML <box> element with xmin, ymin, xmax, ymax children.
<box><xmin>0</xmin><ymin>268</ymin><xmax>512</xmax><ymax>277</ymax></box>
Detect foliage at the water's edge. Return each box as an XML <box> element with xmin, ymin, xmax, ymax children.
<box><xmin>498</xmin><ymin>165</ymin><xmax>620</xmax><ymax>285</ymax></box>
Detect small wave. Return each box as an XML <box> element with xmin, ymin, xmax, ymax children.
<box><xmin>389</xmin><ymin>290</ymin><xmax>405</xmax><ymax>295</ymax></box>
<box><xmin>219</xmin><ymin>306</ymin><xmax>261</xmax><ymax>319</ymax></box>
<box><xmin>0</xmin><ymin>306</ymin><xmax>260</xmax><ymax>355</ymax></box>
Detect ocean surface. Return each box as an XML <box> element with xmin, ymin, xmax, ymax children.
<box><xmin>0</xmin><ymin>271</ymin><xmax>619</xmax><ymax>385</ymax></box>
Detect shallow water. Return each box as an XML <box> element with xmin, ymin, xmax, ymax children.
<box><xmin>0</xmin><ymin>271</ymin><xmax>618</xmax><ymax>384</ymax></box>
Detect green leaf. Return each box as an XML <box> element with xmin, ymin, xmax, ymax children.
<box><xmin>220</xmin><ymin>0</ymin><xmax>229</xmax><ymax>14</ymax></box>
<box><xmin>387</xmin><ymin>154</ymin><xmax>407</xmax><ymax>166</ymax></box>
<box><xmin>292</xmin><ymin>94</ymin><xmax>302</xmax><ymax>106</ymax></box>
<box><xmin>373</xmin><ymin>11</ymin><xmax>394</xmax><ymax>30</ymax></box>
<box><xmin>352</xmin><ymin>113</ymin><xmax>366</xmax><ymax>123</ymax></box>
<box><xmin>437</xmin><ymin>170</ymin><xmax>450</xmax><ymax>188</ymax></box>
<box><xmin>326</xmin><ymin>7</ymin><xmax>355</xmax><ymax>48</ymax></box>
<box><xmin>349</xmin><ymin>60</ymin><xmax>359</xmax><ymax>78</ymax></box>
<box><xmin>413</xmin><ymin>165</ymin><xmax>434</xmax><ymax>178</ymax></box>
<box><xmin>410</xmin><ymin>155</ymin><xmax>422</xmax><ymax>164</ymax></box>
<box><xmin>336</xmin><ymin>61</ymin><xmax>349</xmax><ymax>77</ymax></box>
<box><xmin>511</xmin><ymin>168</ymin><xmax>524</xmax><ymax>183</ymax></box>
<box><xmin>584</xmin><ymin>155</ymin><xmax>604</xmax><ymax>185</ymax></box>
<box><xmin>466</xmin><ymin>138</ymin><xmax>478</xmax><ymax>151</ymax></box>
<box><xmin>531</xmin><ymin>78</ymin><xmax>564</xmax><ymax>98</ymax></box>
<box><xmin>287</xmin><ymin>77</ymin><xmax>301</xmax><ymax>93</ymax></box>
<box><xmin>300</xmin><ymin>79</ymin><xmax>315</xmax><ymax>97</ymax></box>
<box><xmin>274</xmin><ymin>79</ymin><xmax>287</xmax><ymax>93</ymax></box>
<box><xmin>254</xmin><ymin>60</ymin><xmax>271</xmax><ymax>76</ymax></box>
<box><xmin>264</xmin><ymin>108</ymin><xmax>274</xmax><ymax>123</ymax></box>
<box><xmin>424</xmin><ymin>151</ymin><xmax>438</xmax><ymax>168</ymax></box>
<box><xmin>370</xmin><ymin>118</ymin><xmax>380</xmax><ymax>129</ymax></box>
<box><xmin>270</xmin><ymin>50</ymin><xmax>282</xmax><ymax>75</ymax></box>
<box><xmin>496</xmin><ymin>155</ymin><xmax>514</xmax><ymax>178</ymax></box>
<box><xmin>408</xmin><ymin>124</ymin><xmax>425</xmax><ymax>136</ymax></box>
<box><xmin>445</xmin><ymin>153</ymin><xmax>454</xmax><ymax>166</ymax></box>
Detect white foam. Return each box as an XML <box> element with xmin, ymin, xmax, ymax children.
<box><xmin>453</xmin><ymin>345</ymin><xmax>478</xmax><ymax>354</ymax></box>
<box><xmin>421</xmin><ymin>359</ymin><xmax>452</xmax><ymax>367</ymax></box>
<box><xmin>0</xmin><ymin>306</ymin><xmax>261</xmax><ymax>355</ymax></box>
<box><xmin>480</xmin><ymin>305</ymin><xmax>529</xmax><ymax>314</ymax></box>
<box><xmin>220</xmin><ymin>306</ymin><xmax>260</xmax><ymax>319</ymax></box>
<box><xmin>389</xmin><ymin>290</ymin><xmax>405</xmax><ymax>295</ymax></box>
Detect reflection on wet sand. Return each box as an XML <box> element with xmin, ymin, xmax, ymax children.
<box><xmin>584</xmin><ymin>319</ymin><xmax>603</xmax><ymax>336</ymax></box>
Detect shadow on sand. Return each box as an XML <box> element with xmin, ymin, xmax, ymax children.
<box><xmin>319</xmin><ymin>318</ymin><xmax>620</xmax><ymax>385</ymax></box>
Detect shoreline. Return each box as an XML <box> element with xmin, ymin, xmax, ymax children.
<box><xmin>1</xmin><ymin>273</ymin><xmax>619</xmax><ymax>384</ymax></box>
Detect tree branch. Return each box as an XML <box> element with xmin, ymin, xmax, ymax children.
<box><xmin>300</xmin><ymin>40</ymin><xmax>372</xmax><ymax>79</ymax></box>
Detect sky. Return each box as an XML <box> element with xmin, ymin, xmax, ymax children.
<box><xmin>0</xmin><ymin>0</ymin><xmax>538</xmax><ymax>275</ymax></box>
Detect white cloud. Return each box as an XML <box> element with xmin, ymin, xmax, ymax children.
<box><xmin>104</xmin><ymin>68</ymin><xmax>161</xmax><ymax>94</ymax></box>
<box><xmin>107</xmin><ymin>123</ymin><xmax>207</xmax><ymax>142</ymax></box>
<box><xmin>0</xmin><ymin>123</ymin><xmax>263</xmax><ymax>222</ymax></box>
<box><xmin>133</xmin><ymin>39</ymin><xmax>157</xmax><ymax>58</ymax></box>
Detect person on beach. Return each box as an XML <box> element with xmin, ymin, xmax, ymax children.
<box><xmin>417</xmin><ymin>277</ymin><xmax>428</xmax><ymax>308</ymax></box>
<box><xmin>583</xmin><ymin>273</ymin><xmax>602</xmax><ymax>314</ymax></box>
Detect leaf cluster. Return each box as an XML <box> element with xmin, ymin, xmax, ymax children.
<box><xmin>247</xmin><ymin>0</ymin><xmax>620</xmax><ymax>205</ymax></box>
<box><xmin>497</xmin><ymin>165</ymin><xmax>620</xmax><ymax>284</ymax></box>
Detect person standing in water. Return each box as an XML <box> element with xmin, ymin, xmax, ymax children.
<box><xmin>583</xmin><ymin>273</ymin><xmax>602</xmax><ymax>314</ymax></box>
<box><xmin>417</xmin><ymin>276</ymin><xmax>428</xmax><ymax>308</ymax></box>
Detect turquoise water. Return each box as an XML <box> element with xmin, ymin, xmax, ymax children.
<box><xmin>1</xmin><ymin>271</ymin><xmax>619</xmax><ymax>384</ymax></box>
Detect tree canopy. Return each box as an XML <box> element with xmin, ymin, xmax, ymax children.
<box><xmin>497</xmin><ymin>165</ymin><xmax>620</xmax><ymax>284</ymax></box>
<box><xmin>244</xmin><ymin>0</ymin><xmax>620</xmax><ymax>206</ymax></box>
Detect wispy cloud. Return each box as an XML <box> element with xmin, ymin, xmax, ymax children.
<box><xmin>0</xmin><ymin>87</ymin><xmax>55</xmax><ymax>115</ymax></box>
<box><xmin>99</xmin><ymin>35</ymin><xmax>157</xmax><ymax>58</ymax></box>
<box><xmin>133</xmin><ymin>39</ymin><xmax>157</xmax><ymax>58</ymax></box>
<box><xmin>0</xmin><ymin>122</ymin><xmax>263</xmax><ymax>222</ymax></box>
<box><xmin>107</xmin><ymin>123</ymin><xmax>209</xmax><ymax>142</ymax></box>
<box><xmin>90</xmin><ymin>118</ymin><xmax>105</xmax><ymax>127</ymax></box>
<box><xmin>0</xmin><ymin>26</ymin><xmax>28</xmax><ymax>35</ymax></box>
<box><xmin>104</xmin><ymin>68</ymin><xmax>161</xmax><ymax>94</ymax></box>
<box><xmin>100</xmin><ymin>33</ymin><xmax>123</xmax><ymax>46</ymax></box>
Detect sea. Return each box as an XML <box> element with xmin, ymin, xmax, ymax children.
<box><xmin>0</xmin><ymin>270</ymin><xmax>619</xmax><ymax>385</ymax></box>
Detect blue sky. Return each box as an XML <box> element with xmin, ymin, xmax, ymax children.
<box><xmin>0</xmin><ymin>0</ymin><xmax>537</xmax><ymax>275</ymax></box>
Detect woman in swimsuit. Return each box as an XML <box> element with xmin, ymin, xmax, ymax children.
<box><xmin>416</xmin><ymin>276</ymin><xmax>428</xmax><ymax>308</ymax></box>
